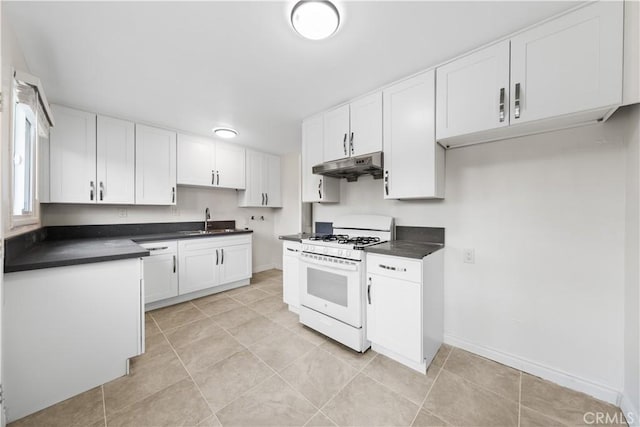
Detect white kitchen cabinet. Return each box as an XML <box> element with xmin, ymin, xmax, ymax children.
<box><xmin>238</xmin><ymin>150</ymin><xmax>281</xmax><ymax>207</ymax></box>
<box><xmin>96</xmin><ymin>116</ymin><xmax>135</xmax><ymax>204</ymax></box>
<box><xmin>49</xmin><ymin>105</ymin><xmax>97</xmax><ymax>203</ymax></box>
<box><xmin>135</xmin><ymin>124</ymin><xmax>177</xmax><ymax>205</ymax></box>
<box><xmin>383</xmin><ymin>70</ymin><xmax>444</xmax><ymax>200</ymax></box>
<box><xmin>366</xmin><ymin>251</ymin><xmax>444</xmax><ymax>373</ymax></box>
<box><xmin>509</xmin><ymin>1</ymin><xmax>623</xmax><ymax>124</ymax></box>
<box><xmin>301</xmin><ymin>115</ymin><xmax>339</xmax><ymax>203</ymax></box>
<box><xmin>178</xmin><ymin>235</ymin><xmax>252</xmax><ymax>295</ymax></box>
<box><xmin>322</xmin><ymin>93</ymin><xmax>383</xmax><ymax>162</ymax></box>
<box><xmin>437</xmin><ymin>1</ymin><xmax>623</xmax><ymax>146</ymax></box>
<box><xmin>177</xmin><ymin>134</ymin><xmax>246</xmax><ymax>189</ymax></box>
<box><xmin>282</xmin><ymin>240</ymin><xmax>301</xmax><ymax>310</ymax></box>
<box><xmin>139</xmin><ymin>241</ymin><xmax>178</xmax><ymax>304</ymax></box>
<box><xmin>50</xmin><ymin>106</ymin><xmax>136</xmax><ymax>205</ymax></box>
<box><xmin>436</xmin><ymin>41</ymin><xmax>510</xmax><ymax>140</ymax></box>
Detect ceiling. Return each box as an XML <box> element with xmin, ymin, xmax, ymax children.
<box><xmin>5</xmin><ymin>1</ymin><xmax>578</xmax><ymax>155</ymax></box>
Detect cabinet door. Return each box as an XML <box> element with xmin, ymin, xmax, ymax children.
<box><xmin>143</xmin><ymin>253</ymin><xmax>178</xmax><ymax>303</ymax></box>
<box><xmin>384</xmin><ymin>70</ymin><xmax>444</xmax><ymax>200</ymax></box>
<box><xmin>49</xmin><ymin>105</ymin><xmax>97</xmax><ymax>203</ymax></box>
<box><xmin>283</xmin><ymin>246</ymin><xmax>300</xmax><ymax>308</ymax></box>
<box><xmin>367</xmin><ymin>273</ymin><xmax>422</xmax><ymax>363</ymax></box>
<box><xmin>510</xmin><ymin>1</ymin><xmax>623</xmax><ymax>124</ymax></box>
<box><xmin>323</xmin><ymin>104</ymin><xmax>350</xmax><ymax>161</ymax></box>
<box><xmin>349</xmin><ymin>92</ymin><xmax>382</xmax><ymax>156</ymax></box>
<box><xmin>238</xmin><ymin>150</ymin><xmax>265</xmax><ymax>207</ymax></box>
<box><xmin>178</xmin><ymin>245</ymin><xmax>220</xmax><ymax>294</ymax></box>
<box><xmin>96</xmin><ymin>116</ymin><xmax>135</xmax><ymax>204</ymax></box>
<box><xmin>177</xmin><ymin>134</ymin><xmax>214</xmax><ymax>187</ymax></box>
<box><xmin>264</xmin><ymin>154</ymin><xmax>281</xmax><ymax>207</ymax></box>
<box><xmin>135</xmin><ymin>125</ymin><xmax>177</xmax><ymax>205</ymax></box>
<box><xmin>436</xmin><ymin>41</ymin><xmax>510</xmax><ymax>140</ymax></box>
<box><xmin>219</xmin><ymin>244</ymin><xmax>252</xmax><ymax>285</ymax></box>
<box><xmin>301</xmin><ymin>116</ymin><xmax>339</xmax><ymax>203</ymax></box>
<box><xmin>215</xmin><ymin>142</ymin><xmax>246</xmax><ymax>189</ymax></box>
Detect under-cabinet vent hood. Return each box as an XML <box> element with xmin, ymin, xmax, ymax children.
<box><xmin>312</xmin><ymin>152</ymin><xmax>383</xmax><ymax>182</ymax></box>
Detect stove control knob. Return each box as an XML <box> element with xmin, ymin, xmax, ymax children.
<box><xmin>303</xmin><ymin>245</ymin><xmax>308</xmax><ymax>251</ymax></box>
<box><xmin>346</xmin><ymin>250</ymin><xmax>352</xmax><ymax>257</ymax></box>
<box><xmin>338</xmin><ymin>249</ymin><xmax>344</xmax><ymax>256</ymax></box>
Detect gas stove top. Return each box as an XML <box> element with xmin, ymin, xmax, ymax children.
<box><xmin>308</xmin><ymin>234</ymin><xmax>382</xmax><ymax>247</ymax></box>
<box><xmin>302</xmin><ymin>234</ymin><xmax>387</xmax><ymax>260</ymax></box>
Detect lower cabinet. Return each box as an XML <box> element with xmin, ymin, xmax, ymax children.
<box><xmin>140</xmin><ymin>241</ymin><xmax>179</xmax><ymax>303</ymax></box>
<box><xmin>177</xmin><ymin>235</ymin><xmax>252</xmax><ymax>295</ymax></box>
<box><xmin>366</xmin><ymin>251</ymin><xmax>444</xmax><ymax>373</ymax></box>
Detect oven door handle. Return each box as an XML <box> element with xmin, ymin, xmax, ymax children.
<box><xmin>299</xmin><ymin>255</ymin><xmax>359</xmax><ymax>271</ymax></box>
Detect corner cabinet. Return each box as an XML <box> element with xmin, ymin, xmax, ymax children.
<box><xmin>436</xmin><ymin>1</ymin><xmax>623</xmax><ymax>146</ymax></box>
<box><xmin>49</xmin><ymin>105</ymin><xmax>136</xmax><ymax>204</ymax></box>
<box><xmin>383</xmin><ymin>70</ymin><xmax>445</xmax><ymax>200</ymax></box>
<box><xmin>135</xmin><ymin>124</ymin><xmax>177</xmax><ymax>205</ymax></box>
<box><xmin>366</xmin><ymin>251</ymin><xmax>444</xmax><ymax>373</ymax></box>
<box><xmin>238</xmin><ymin>150</ymin><xmax>282</xmax><ymax>207</ymax></box>
<box><xmin>177</xmin><ymin>133</ymin><xmax>245</xmax><ymax>189</ymax></box>
<box><xmin>178</xmin><ymin>234</ymin><xmax>252</xmax><ymax>295</ymax></box>
<box><xmin>301</xmin><ymin>115</ymin><xmax>339</xmax><ymax>203</ymax></box>
<box><xmin>323</xmin><ymin>92</ymin><xmax>383</xmax><ymax>162</ymax></box>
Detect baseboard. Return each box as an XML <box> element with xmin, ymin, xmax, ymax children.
<box><xmin>253</xmin><ymin>263</ymin><xmax>277</xmax><ymax>273</ymax></box>
<box><xmin>620</xmin><ymin>393</ymin><xmax>640</xmax><ymax>426</ymax></box>
<box><xmin>444</xmin><ymin>333</ymin><xmax>621</xmax><ymax>405</ymax></box>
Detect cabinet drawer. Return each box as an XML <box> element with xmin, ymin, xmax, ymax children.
<box><xmin>139</xmin><ymin>240</ymin><xmax>177</xmax><ymax>255</ymax></box>
<box><xmin>366</xmin><ymin>253</ymin><xmax>421</xmax><ymax>283</ymax></box>
<box><xmin>283</xmin><ymin>241</ymin><xmax>301</xmax><ymax>255</ymax></box>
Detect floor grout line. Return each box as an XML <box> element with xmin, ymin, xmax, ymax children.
<box><xmin>101</xmin><ymin>385</ymin><xmax>107</xmax><ymax>427</ymax></box>
<box><xmin>518</xmin><ymin>371</ymin><xmax>523</xmax><ymax>427</ymax></box>
<box><xmin>408</xmin><ymin>345</ymin><xmax>454</xmax><ymax>427</ymax></box>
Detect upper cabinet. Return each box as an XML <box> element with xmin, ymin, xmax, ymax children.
<box><xmin>177</xmin><ymin>134</ymin><xmax>245</xmax><ymax>189</ymax></box>
<box><xmin>436</xmin><ymin>1</ymin><xmax>623</xmax><ymax>146</ymax></box>
<box><xmin>383</xmin><ymin>71</ymin><xmax>444</xmax><ymax>200</ymax></box>
<box><xmin>135</xmin><ymin>124</ymin><xmax>177</xmax><ymax>205</ymax></box>
<box><xmin>238</xmin><ymin>150</ymin><xmax>282</xmax><ymax>207</ymax></box>
<box><xmin>49</xmin><ymin>105</ymin><xmax>135</xmax><ymax>204</ymax></box>
<box><xmin>323</xmin><ymin>92</ymin><xmax>383</xmax><ymax>162</ymax></box>
<box><xmin>301</xmin><ymin>115</ymin><xmax>339</xmax><ymax>203</ymax></box>
<box><xmin>436</xmin><ymin>41</ymin><xmax>510</xmax><ymax>140</ymax></box>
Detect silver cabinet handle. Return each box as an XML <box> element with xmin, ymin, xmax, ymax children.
<box><xmin>318</xmin><ymin>179</ymin><xmax>322</xmax><ymax>199</ymax></box>
<box><xmin>217</xmin><ymin>171</ymin><xmax>220</xmax><ymax>186</ymax></box>
<box><xmin>261</xmin><ymin>193</ymin><xmax>265</xmax><ymax>205</ymax></box>
<box><xmin>384</xmin><ymin>171</ymin><xmax>389</xmax><ymax>196</ymax></box>
<box><xmin>367</xmin><ymin>277</ymin><xmax>372</xmax><ymax>304</ymax></box>
<box><xmin>514</xmin><ymin>83</ymin><xmax>521</xmax><ymax>119</ymax></box>
<box><xmin>265</xmin><ymin>193</ymin><xmax>268</xmax><ymax>205</ymax></box>
<box><xmin>171</xmin><ymin>187</ymin><xmax>176</xmax><ymax>203</ymax></box>
<box><xmin>286</xmin><ymin>248</ymin><xmax>299</xmax><ymax>252</ymax></box>
<box><xmin>173</xmin><ymin>255</ymin><xmax>176</xmax><ymax>273</ymax></box>
<box><xmin>349</xmin><ymin>132</ymin><xmax>354</xmax><ymax>154</ymax></box>
<box><xmin>343</xmin><ymin>133</ymin><xmax>347</xmax><ymax>155</ymax></box>
<box><xmin>221</xmin><ymin>248</ymin><xmax>224</xmax><ymax>264</ymax></box>
<box><xmin>216</xmin><ymin>249</ymin><xmax>219</xmax><ymax>265</ymax></box>
<box><xmin>212</xmin><ymin>170</ymin><xmax>215</xmax><ymax>185</ymax></box>
<box><xmin>499</xmin><ymin>87</ymin><xmax>505</xmax><ymax>122</ymax></box>
<box><xmin>99</xmin><ymin>181</ymin><xmax>104</xmax><ymax>201</ymax></box>
<box><xmin>148</xmin><ymin>246</ymin><xmax>169</xmax><ymax>251</ymax></box>
<box><xmin>90</xmin><ymin>181</ymin><xmax>94</xmax><ymax>201</ymax></box>
<box><xmin>379</xmin><ymin>264</ymin><xmax>407</xmax><ymax>272</ymax></box>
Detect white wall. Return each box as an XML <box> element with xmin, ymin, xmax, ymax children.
<box><xmin>273</xmin><ymin>152</ymin><xmax>304</xmax><ymax>269</ymax></box>
<box><xmin>42</xmin><ymin>186</ymin><xmax>280</xmax><ymax>272</ymax></box>
<box><xmin>624</xmin><ymin>104</ymin><xmax>640</xmax><ymax>424</ymax></box>
<box><xmin>314</xmin><ymin>110</ymin><xmax>636</xmax><ymax>403</ymax></box>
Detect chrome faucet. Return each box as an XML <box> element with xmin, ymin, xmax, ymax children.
<box><xmin>204</xmin><ymin>207</ymin><xmax>211</xmax><ymax>232</ymax></box>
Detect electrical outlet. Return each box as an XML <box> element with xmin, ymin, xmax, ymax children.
<box><xmin>118</xmin><ymin>208</ymin><xmax>128</xmax><ymax>218</ymax></box>
<box><xmin>463</xmin><ymin>248</ymin><xmax>475</xmax><ymax>264</ymax></box>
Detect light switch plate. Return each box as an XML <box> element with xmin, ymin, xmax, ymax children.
<box><xmin>118</xmin><ymin>208</ymin><xmax>128</xmax><ymax>218</ymax></box>
<box><xmin>463</xmin><ymin>248</ymin><xmax>475</xmax><ymax>264</ymax></box>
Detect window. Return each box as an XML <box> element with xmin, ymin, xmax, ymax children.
<box><xmin>10</xmin><ymin>72</ymin><xmax>52</xmax><ymax>229</ymax></box>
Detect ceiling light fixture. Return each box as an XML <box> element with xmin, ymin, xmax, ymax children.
<box><xmin>213</xmin><ymin>127</ymin><xmax>238</xmax><ymax>139</ymax></box>
<box><xmin>291</xmin><ymin>0</ymin><xmax>340</xmax><ymax>41</ymax></box>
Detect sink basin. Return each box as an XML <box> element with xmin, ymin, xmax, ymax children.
<box><xmin>177</xmin><ymin>229</ymin><xmax>237</xmax><ymax>236</ymax></box>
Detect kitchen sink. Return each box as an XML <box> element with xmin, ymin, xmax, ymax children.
<box><xmin>177</xmin><ymin>229</ymin><xmax>237</xmax><ymax>235</ymax></box>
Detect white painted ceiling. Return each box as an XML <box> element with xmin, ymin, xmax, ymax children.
<box><xmin>5</xmin><ymin>1</ymin><xmax>578</xmax><ymax>155</ymax></box>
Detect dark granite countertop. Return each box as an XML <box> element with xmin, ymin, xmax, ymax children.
<box><xmin>279</xmin><ymin>233</ymin><xmax>314</xmax><ymax>242</ymax></box>
<box><xmin>4</xmin><ymin>222</ymin><xmax>253</xmax><ymax>273</ymax></box>
<box><xmin>365</xmin><ymin>241</ymin><xmax>444</xmax><ymax>259</ymax></box>
<box><xmin>4</xmin><ymin>238</ymin><xmax>150</xmax><ymax>273</ymax></box>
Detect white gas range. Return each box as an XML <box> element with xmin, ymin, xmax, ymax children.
<box><xmin>298</xmin><ymin>215</ymin><xmax>394</xmax><ymax>352</ymax></box>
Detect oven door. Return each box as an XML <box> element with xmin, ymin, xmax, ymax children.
<box><xmin>299</xmin><ymin>252</ymin><xmax>363</xmax><ymax>328</ymax></box>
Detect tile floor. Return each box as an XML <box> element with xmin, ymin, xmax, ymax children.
<box><xmin>10</xmin><ymin>269</ymin><xmax>628</xmax><ymax>427</ymax></box>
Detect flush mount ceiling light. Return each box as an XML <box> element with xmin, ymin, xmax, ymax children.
<box><xmin>213</xmin><ymin>127</ymin><xmax>238</xmax><ymax>139</ymax></box>
<box><xmin>291</xmin><ymin>0</ymin><xmax>340</xmax><ymax>40</ymax></box>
